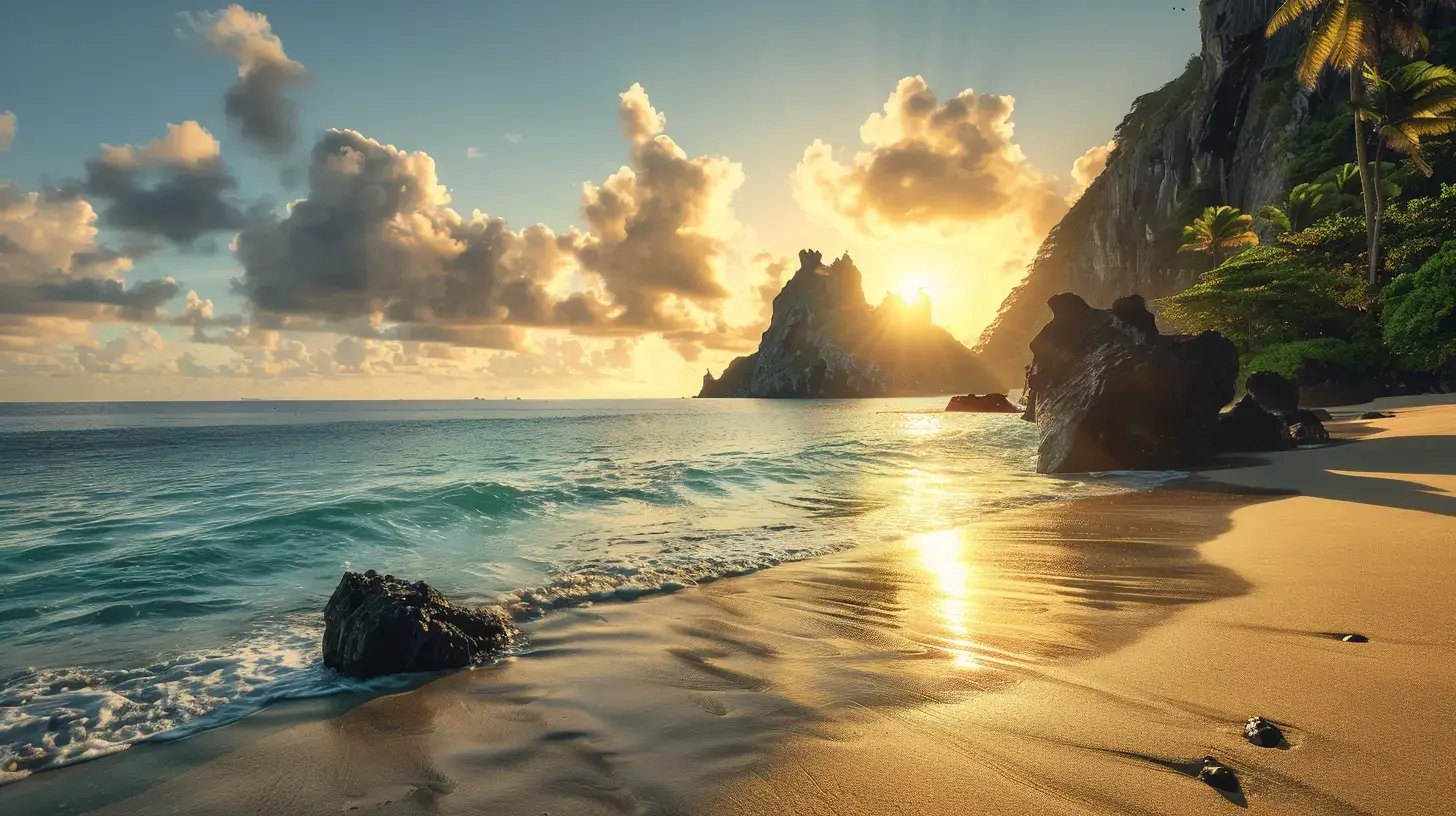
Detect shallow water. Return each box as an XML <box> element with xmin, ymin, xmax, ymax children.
<box><xmin>0</xmin><ymin>398</ymin><xmax>1179</xmax><ymax>780</ymax></box>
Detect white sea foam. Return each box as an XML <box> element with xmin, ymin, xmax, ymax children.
<box><xmin>0</xmin><ymin>620</ymin><xmax>335</xmax><ymax>782</ymax></box>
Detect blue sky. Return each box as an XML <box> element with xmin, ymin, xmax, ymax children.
<box><xmin>0</xmin><ymin>1</ymin><xmax>1201</xmax><ymax>399</ymax></box>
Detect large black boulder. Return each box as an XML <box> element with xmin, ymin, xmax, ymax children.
<box><xmin>1245</xmin><ymin>371</ymin><xmax>1299</xmax><ymax>414</ymax></box>
<box><xmin>946</xmin><ymin>393</ymin><xmax>1020</xmax><ymax>413</ymax></box>
<box><xmin>1216</xmin><ymin>395</ymin><xmax>1294</xmax><ymax>453</ymax></box>
<box><xmin>322</xmin><ymin>570</ymin><xmax>518</xmax><ymax>678</ymax></box>
<box><xmin>1023</xmin><ymin>293</ymin><xmax>1238</xmax><ymax>473</ymax></box>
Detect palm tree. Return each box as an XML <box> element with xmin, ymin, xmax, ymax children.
<box><xmin>1181</xmin><ymin>206</ymin><xmax>1260</xmax><ymax>267</ymax></box>
<box><xmin>1357</xmin><ymin>61</ymin><xmax>1456</xmax><ymax>176</ymax></box>
<box><xmin>1355</xmin><ymin>61</ymin><xmax>1456</xmax><ymax>280</ymax></box>
<box><xmin>1267</xmin><ymin>0</ymin><xmax>1430</xmax><ymax>282</ymax></box>
<box><xmin>1257</xmin><ymin>182</ymin><xmax>1339</xmax><ymax>234</ymax></box>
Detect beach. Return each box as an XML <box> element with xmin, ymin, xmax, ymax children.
<box><xmin>3</xmin><ymin>399</ymin><xmax>1453</xmax><ymax>815</ymax></box>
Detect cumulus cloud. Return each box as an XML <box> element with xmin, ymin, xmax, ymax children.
<box><xmin>486</xmin><ymin>336</ymin><xmax>635</xmax><ymax>383</ymax></box>
<box><xmin>36</xmin><ymin>277</ymin><xmax>181</xmax><ymax>320</ymax></box>
<box><xmin>466</xmin><ymin>147</ymin><xmax>483</xmax><ymax>159</ymax></box>
<box><xmin>233</xmin><ymin>86</ymin><xmax>752</xmax><ymax>356</ymax></box>
<box><xmin>81</xmin><ymin>121</ymin><xmax>247</xmax><ymax>245</ymax></box>
<box><xmin>75</xmin><ymin>326</ymin><xmax>165</xmax><ymax>373</ymax></box>
<box><xmin>234</xmin><ymin>128</ymin><xmax>595</xmax><ymax>336</ymax></box>
<box><xmin>1069</xmin><ymin>139</ymin><xmax>1116</xmax><ymax>203</ymax></box>
<box><xmin>0</xmin><ymin>181</ymin><xmax>182</xmax><ymax>356</ymax></box>
<box><xmin>791</xmin><ymin>76</ymin><xmax>1066</xmax><ymax>237</ymax></box>
<box><xmin>503</xmin><ymin>133</ymin><xmax>522</xmax><ymax>145</ymax></box>
<box><xmin>183</xmin><ymin>4</ymin><xmax>307</xmax><ymax>154</ymax></box>
<box><xmin>574</xmin><ymin>83</ymin><xmax>745</xmax><ymax>331</ymax></box>
<box><xmin>0</xmin><ymin>112</ymin><xmax>14</xmax><ymax>150</ymax></box>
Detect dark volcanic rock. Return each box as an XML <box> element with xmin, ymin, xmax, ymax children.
<box><xmin>322</xmin><ymin>570</ymin><xmax>518</xmax><ymax>678</ymax></box>
<box><xmin>1243</xmin><ymin>716</ymin><xmax>1284</xmax><ymax>748</ymax></box>
<box><xmin>946</xmin><ymin>393</ymin><xmax>1020</xmax><ymax>413</ymax></box>
<box><xmin>699</xmin><ymin>250</ymin><xmax>999</xmax><ymax>398</ymax></box>
<box><xmin>1291</xmin><ymin>421</ymin><xmax>1330</xmax><ymax>446</ymax></box>
<box><xmin>1337</xmin><ymin>632</ymin><xmax>1369</xmax><ymax>643</ymax></box>
<box><xmin>1198</xmin><ymin>756</ymin><xmax>1240</xmax><ymax>792</ymax></box>
<box><xmin>1023</xmin><ymin>293</ymin><xmax>1238</xmax><ymax>473</ymax></box>
<box><xmin>1215</xmin><ymin>395</ymin><xmax>1293</xmax><ymax>453</ymax></box>
<box><xmin>1359</xmin><ymin>411</ymin><xmax>1394</xmax><ymax>420</ymax></box>
<box><xmin>1246</xmin><ymin>371</ymin><xmax>1299</xmax><ymax>414</ymax></box>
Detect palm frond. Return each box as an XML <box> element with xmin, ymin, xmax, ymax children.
<box><xmin>1332</xmin><ymin>2</ymin><xmax>1373</xmax><ymax>72</ymax></box>
<box><xmin>1402</xmin><ymin>116</ymin><xmax>1456</xmax><ymax>137</ymax></box>
<box><xmin>1298</xmin><ymin>1</ymin><xmax>1351</xmax><ymax>87</ymax></box>
<box><xmin>1372</xmin><ymin>0</ymin><xmax>1429</xmax><ymax>56</ymax></box>
<box><xmin>1268</xmin><ymin>0</ymin><xmax>1329</xmax><ymax>36</ymax></box>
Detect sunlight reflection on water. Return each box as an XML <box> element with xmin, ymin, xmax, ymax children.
<box><xmin>912</xmin><ymin>529</ymin><xmax>984</xmax><ymax>670</ymax></box>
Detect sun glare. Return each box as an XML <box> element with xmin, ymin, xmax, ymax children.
<box><xmin>894</xmin><ymin>273</ymin><xmax>941</xmax><ymax>304</ymax></box>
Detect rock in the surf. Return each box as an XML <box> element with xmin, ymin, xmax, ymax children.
<box><xmin>1022</xmin><ymin>293</ymin><xmax>1238</xmax><ymax>473</ymax></box>
<box><xmin>1243</xmin><ymin>716</ymin><xmax>1283</xmax><ymax>747</ymax></box>
<box><xmin>322</xmin><ymin>570</ymin><xmax>518</xmax><ymax>678</ymax></box>
<box><xmin>946</xmin><ymin>393</ymin><xmax>1021</xmax><ymax>413</ymax></box>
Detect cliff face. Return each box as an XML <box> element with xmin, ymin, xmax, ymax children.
<box><xmin>977</xmin><ymin>1</ymin><xmax>1456</xmax><ymax>387</ymax></box>
<box><xmin>974</xmin><ymin>0</ymin><xmax>1311</xmax><ymax>386</ymax></box>
<box><xmin>978</xmin><ymin>0</ymin><xmax>1298</xmax><ymax>384</ymax></box>
<box><xmin>699</xmin><ymin>250</ymin><xmax>999</xmax><ymax>398</ymax></box>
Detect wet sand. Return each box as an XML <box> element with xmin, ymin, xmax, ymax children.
<box><xmin>5</xmin><ymin>400</ymin><xmax>1454</xmax><ymax>814</ymax></box>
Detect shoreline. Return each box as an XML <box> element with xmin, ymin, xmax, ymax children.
<box><xmin>3</xmin><ymin>398</ymin><xmax>1452</xmax><ymax>814</ymax></box>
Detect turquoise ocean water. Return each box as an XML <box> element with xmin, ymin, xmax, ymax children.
<box><xmin>0</xmin><ymin>398</ymin><xmax>1179</xmax><ymax>781</ymax></box>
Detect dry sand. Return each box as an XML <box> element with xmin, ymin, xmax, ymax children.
<box><xmin>4</xmin><ymin>400</ymin><xmax>1453</xmax><ymax>815</ymax></box>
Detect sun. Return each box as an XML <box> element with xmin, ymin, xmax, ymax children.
<box><xmin>894</xmin><ymin>272</ymin><xmax>943</xmax><ymax>304</ymax></box>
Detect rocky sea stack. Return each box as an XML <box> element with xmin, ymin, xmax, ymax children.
<box><xmin>699</xmin><ymin>250</ymin><xmax>999</xmax><ymax>398</ymax></box>
<box><xmin>322</xmin><ymin>570</ymin><xmax>518</xmax><ymax>678</ymax></box>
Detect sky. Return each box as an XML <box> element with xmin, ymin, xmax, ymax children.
<box><xmin>0</xmin><ymin>1</ymin><xmax>1200</xmax><ymax>400</ymax></box>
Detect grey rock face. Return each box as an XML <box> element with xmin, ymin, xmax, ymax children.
<box><xmin>699</xmin><ymin>250</ymin><xmax>998</xmax><ymax>398</ymax></box>
<box><xmin>322</xmin><ymin>570</ymin><xmax>518</xmax><ymax>678</ymax></box>
<box><xmin>975</xmin><ymin>1</ymin><xmax>1301</xmax><ymax>387</ymax></box>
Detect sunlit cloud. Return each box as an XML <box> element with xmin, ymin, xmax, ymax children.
<box><xmin>0</xmin><ymin>111</ymin><xmax>15</xmax><ymax>151</ymax></box>
<box><xmin>791</xmin><ymin>76</ymin><xmax>1066</xmax><ymax>238</ymax></box>
<box><xmin>1069</xmin><ymin>139</ymin><xmax>1116</xmax><ymax>203</ymax></box>
<box><xmin>180</xmin><ymin>4</ymin><xmax>308</xmax><ymax>154</ymax></box>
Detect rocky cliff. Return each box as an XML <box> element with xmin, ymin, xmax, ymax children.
<box><xmin>699</xmin><ymin>250</ymin><xmax>999</xmax><ymax>398</ymax></box>
<box><xmin>974</xmin><ymin>0</ymin><xmax>1454</xmax><ymax>387</ymax></box>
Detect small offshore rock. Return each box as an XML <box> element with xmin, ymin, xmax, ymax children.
<box><xmin>1339</xmin><ymin>633</ymin><xmax>1369</xmax><ymax>643</ymax></box>
<box><xmin>1198</xmin><ymin>756</ymin><xmax>1239</xmax><ymax>792</ymax></box>
<box><xmin>945</xmin><ymin>393</ymin><xmax>1020</xmax><ymax>413</ymax></box>
<box><xmin>1243</xmin><ymin>716</ymin><xmax>1283</xmax><ymax>747</ymax></box>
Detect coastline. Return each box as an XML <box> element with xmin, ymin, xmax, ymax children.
<box><xmin>3</xmin><ymin>398</ymin><xmax>1453</xmax><ymax>814</ymax></box>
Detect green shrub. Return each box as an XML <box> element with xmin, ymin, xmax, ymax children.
<box><xmin>1242</xmin><ymin>338</ymin><xmax>1378</xmax><ymax>382</ymax></box>
<box><xmin>1381</xmin><ymin>243</ymin><xmax>1456</xmax><ymax>368</ymax></box>
<box><xmin>1155</xmin><ymin>246</ymin><xmax>1363</xmax><ymax>351</ymax></box>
